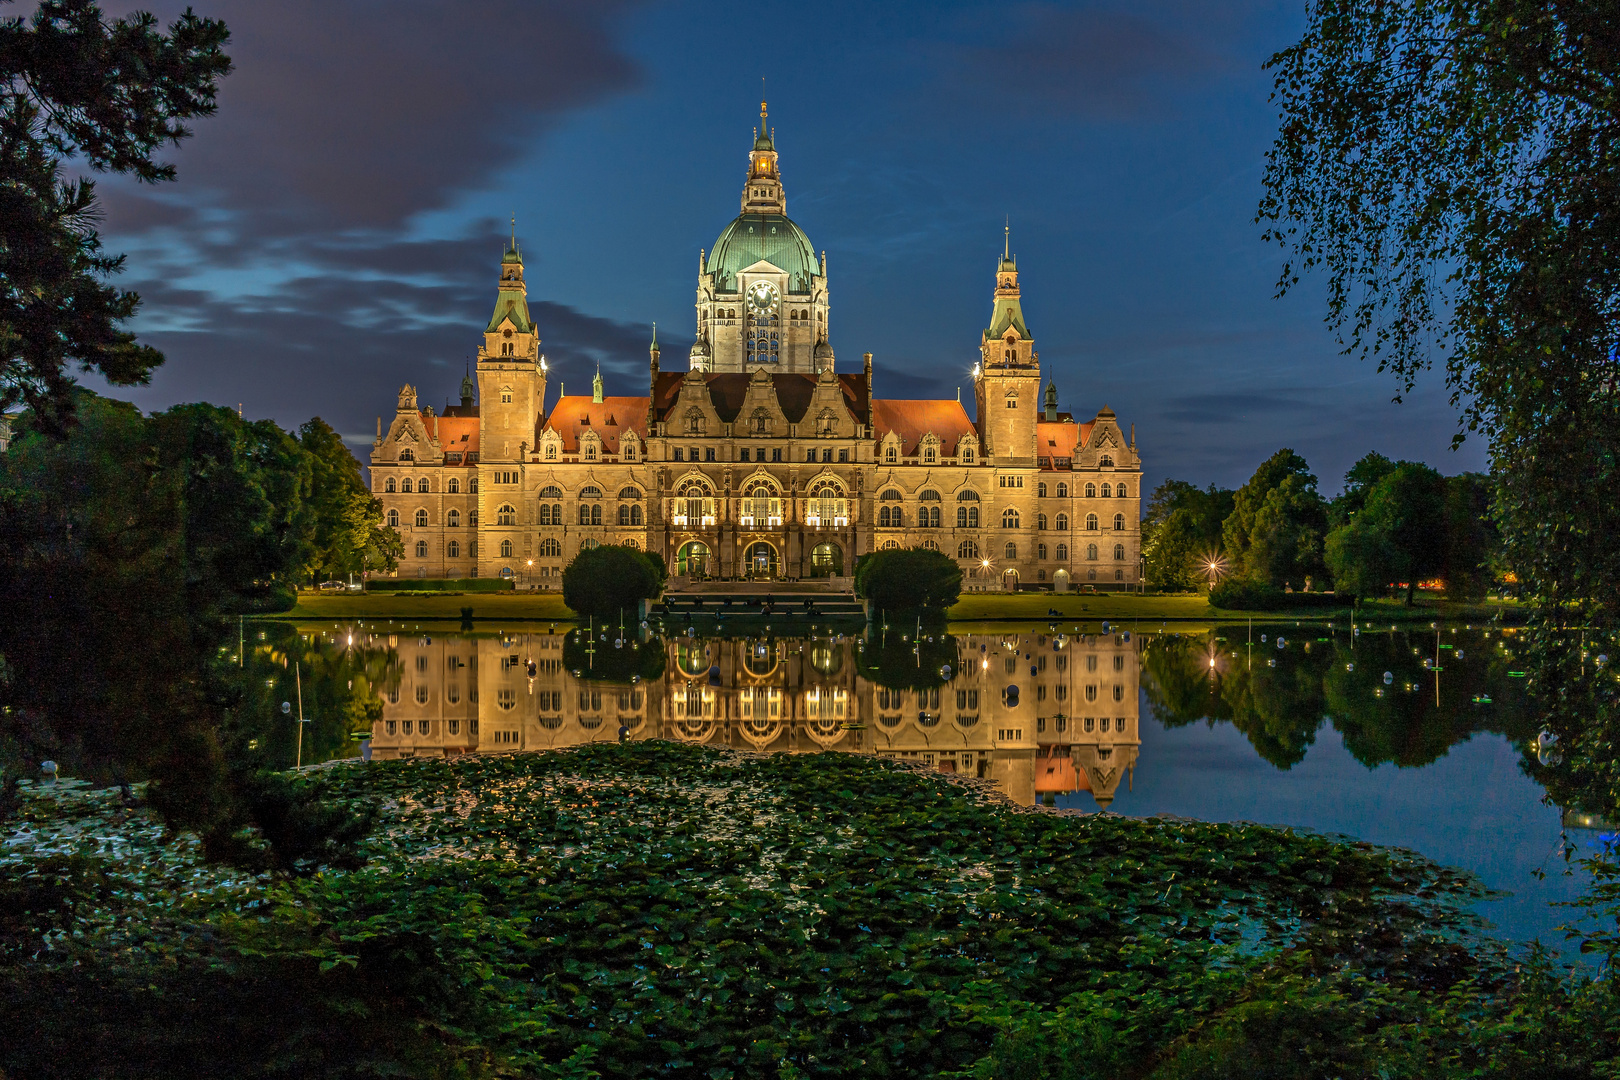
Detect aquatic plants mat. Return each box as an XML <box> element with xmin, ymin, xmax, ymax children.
<box><xmin>3</xmin><ymin>744</ymin><xmax>1615</xmax><ymax>1078</ymax></box>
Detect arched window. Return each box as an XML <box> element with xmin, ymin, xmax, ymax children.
<box><xmin>963</xmin><ymin>447</ymin><xmax>974</xmax><ymax>463</ymax></box>
<box><xmin>885</xmin><ymin>446</ymin><xmax>897</xmax><ymax>463</ymax></box>
<box><xmin>387</xmin><ymin>509</ymin><xmax>399</xmax><ymax>527</ymax></box>
<box><xmin>1056</xmin><ymin>543</ymin><xmax>1068</xmax><ymax>560</ymax></box>
<box><xmin>880</xmin><ymin>488</ymin><xmax>903</xmax><ymax>501</ymax></box>
<box><xmin>1056</xmin><ymin>513</ymin><xmax>1068</xmax><ymax>530</ymax></box>
<box><xmin>923</xmin><ymin>446</ymin><xmax>935</xmax><ymax>463</ymax></box>
<box><xmin>415</xmin><ymin>540</ymin><xmax>427</xmax><ymax>558</ymax></box>
<box><xmin>1037</xmin><ymin>513</ymin><xmax>1047</xmax><ymax>530</ymax></box>
<box><xmin>1057</xmin><ymin>482</ymin><xmax>1068</xmax><ymax>498</ymax></box>
<box><xmin>958</xmin><ymin>540</ymin><xmax>978</xmax><ymax>559</ymax></box>
<box><xmin>1115</xmin><ymin>483</ymin><xmax>1128</xmax><ymax>498</ymax></box>
<box><xmin>1085</xmin><ymin>483</ymin><xmax>1096</xmax><ymax>497</ymax></box>
<box><xmin>447</xmin><ymin>540</ymin><xmax>460</xmax><ymax>558</ymax></box>
<box><xmin>500</xmin><ymin>539</ymin><xmax>512</xmax><ymax>558</ymax></box>
<box><xmin>881</xmin><ymin>539</ymin><xmax>900</xmax><ymax>550</ymax></box>
<box><xmin>1113</xmin><ymin>513</ymin><xmax>1125</xmax><ymax>531</ymax></box>
<box><xmin>469</xmin><ymin>477</ymin><xmax>479</xmax><ymax>493</ymax></box>
<box><xmin>1005</xmin><ymin>542</ymin><xmax>1017</xmax><ymax>559</ymax></box>
<box><xmin>1100</xmin><ymin>455</ymin><xmax>1114</xmax><ymax>467</ymax></box>
<box><xmin>418</xmin><ymin>478</ymin><xmax>430</xmax><ymax>493</ymax></box>
<box><xmin>921</xmin><ymin>539</ymin><xmax>939</xmax><ymax>551</ymax></box>
<box><xmin>579</xmin><ymin>505</ymin><xmax>602</xmax><ymax>525</ymax></box>
<box><xmin>1101</xmin><ymin>483</ymin><xmax>1112</xmax><ymax>498</ymax></box>
<box><xmin>630</xmin><ymin>505</ymin><xmax>643</xmax><ymax>525</ymax></box>
<box><xmin>496</xmin><ymin>504</ymin><xmax>515</xmax><ymax>526</ymax></box>
<box><xmin>623</xmin><ymin>441</ymin><xmax>637</xmax><ymax>461</ymax></box>
<box><xmin>1115</xmin><ymin>569</ymin><xmax>1125</xmax><ymax>581</ymax></box>
<box><xmin>398</xmin><ymin>449</ymin><xmax>413</xmax><ymax>462</ymax></box>
<box><xmin>584</xmin><ymin>442</ymin><xmax>597</xmax><ymax>461</ymax></box>
<box><xmin>1086</xmin><ymin>513</ymin><xmax>1099</xmax><ymax>531</ymax></box>
<box><xmin>919</xmin><ymin>489</ymin><xmax>940</xmax><ymax>501</ymax></box>
<box><xmin>540</xmin><ymin>538</ymin><xmax>561</xmax><ymax>557</ymax></box>
<box><xmin>582</xmin><ymin>538</ymin><xmax>599</xmax><ymax>550</ymax></box>
<box><xmin>447</xmin><ymin>509</ymin><xmax>460</xmax><ymax>527</ymax></box>
<box><xmin>1087</xmin><ymin>543</ymin><xmax>1098</xmax><ymax>560</ymax></box>
<box><xmin>545</xmin><ymin>444</ymin><xmax>557</xmax><ymax>460</ymax></box>
<box><xmin>618</xmin><ymin>505</ymin><xmax>630</xmax><ymax>526</ymax></box>
<box><xmin>415</xmin><ymin>509</ymin><xmax>428</xmax><ymax>527</ymax></box>
<box><xmin>619</xmin><ymin>486</ymin><xmax>641</xmax><ymax>499</ymax></box>
<box><xmin>957</xmin><ymin>506</ymin><xmax>968</xmax><ymax>528</ymax></box>
<box><xmin>539</xmin><ymin>485</ymin><xmax>562</xmax><ymax>498</ymax></box>
<box><xmin>384</xmin><ymin>477</ymin><xmax>396</xmax><ymax>493</ymax></box>
<box><xmin>1002</xmin><ymin>508</ymin><xmax>1019</xmax><ymax>528</ymax></box>
<box><xmin>447</xmin><ymin>477</ymin><xmax>459</xmax><ymax>494</ymax></box>
<box><xmin>401</xmin><ymin>478</ymin><xmax>413</xmax><ymax>494</ymax></box>
<box><xmin>1114</xmin><ymin>543</ymin><xmax>1126</xmax><ymax>560</ymax></box>
<box><xmin>686</xmin><ymin>408</ymin><xmax>706</xmax><ymax>436</ymax></box>
<box><xmin>957</xmin><ymin>489</ymin><xmax>980</xmax><ymax>501</ymax></box>
<box><xmin>579</xmin><ymin>485</ymin><xmax>602</xmax><ymax>499</ymax></box>
<box><xmin>1038</xmin><ymin>482</ymin><xmax>1048</xmax><ymax>498</ymax></box>
<box><xmin>1038</xmin><ymin>543</ymin><xmax>1048</xmax><ymax>560</ymax></box>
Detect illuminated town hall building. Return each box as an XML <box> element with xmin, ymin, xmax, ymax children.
<box><xmin>372</xmin><ymin>107</ymin><xmax>1142</xmax><ymax>590</ymax></box>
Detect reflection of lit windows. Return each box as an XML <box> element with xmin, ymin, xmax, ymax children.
<box><xmin>415</xmin><ymin>686</ymin><xmax>428</xmax><ymax>704</ymax></box>
<box><xmin>497</xmin><ymin>689</ymin><xmax>515</xmax><ymax>710</ymax></box>
<box><xmin>385</xmin><ymin>720</ymin><xmax>396</xmax><ymax>735</ymax></box>
<box><xmin>402</xmin><ymin>720</ymin><xmax>413</xmax><ymax>735</ymax></box>
<box><xmin>447</xmin><ymin>686</ymin><xmax>460</xmax><ymax>704</ymax></box>
<box><xmin>448</xmin><ymin>720</ymin><xmax>459</xmax><ymax>735</ymax></box>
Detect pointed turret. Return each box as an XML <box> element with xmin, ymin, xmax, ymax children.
<box><xmin>1043</xmin><ymin>378</ymin><xmax>1059</xmax><ymax>421</ymax></box>
<box><xmin>984</xmin><ymin>225</ymin><xmax>1033</xmax><ymax>355</ymax></box>
<box><xmin>460</xmin><ymin>365</ymin><xmax>476</xmax><ymax>410</ymax></box>
<box><xmin>592</xmin><ymin>361</ymin><xmax>604</xmax><ymax>404</ymax></box>
<box><xmin>741</xmin><ymin>98</ymin><xmax>785</xmax><ymax>214</ymax></box>
<box><xmin>486</xmin><ymin>234</ymin><xmax>537</xmax><ymax>347</ymax></box>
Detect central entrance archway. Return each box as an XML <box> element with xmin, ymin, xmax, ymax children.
<box><xmin>1002</xmin><ymin>569</ymin><xmax>1020</xmax><ymax>592</ymax></box>
<box><xmin>809</xmin><ymin>541</ymin><xmax>843</xmax><ymax>578</ymax></box>
<box><xmin>676</xmin><ymin>541</ymin><xmax>711</xmax><ymax>577</ymax></box>
<box><xmin>744</xmin><ymin>541</ymin><xmax>779</xmax><ymax>580</ymax></box>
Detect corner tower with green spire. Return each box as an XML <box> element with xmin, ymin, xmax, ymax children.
<box><xmin>690</xmin><ymin>100</ymin><xmax>831</xmax><ymax>374</ymax></box>
<box><xmin>973</xmin><ymin>227</ymin><xmax>1042</xmax><ymax>465</ymax></box>
<box><xmin>477</xmin><ymin>233</ymin><xmax>546</xmax><ymax>471</ymax></box>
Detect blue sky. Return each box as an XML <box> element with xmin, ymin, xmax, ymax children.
<box><xmin>88</xmin><ymin>0</ymin><xmax>1487</xmax><ymax>493</ymax></box>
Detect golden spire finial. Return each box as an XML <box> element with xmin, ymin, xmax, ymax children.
<box><xmin>1004</xmin><ymin>217</ymin><xmax>1010</xmax><ymax>260</ymax></box>
<box><xmin>761</xmin><ymin>77</ymin><xmax>767</xmax><ymax>124</ymax></box>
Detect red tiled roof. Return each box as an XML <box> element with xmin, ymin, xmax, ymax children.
<box><xmin>650</xmin><ymin>372</ymin><xmax>868</xmax><ymax>425</ymax></box>
<box><xmin>870</xmin><ymin>399</ymin><xmax>977</xmax><ymax>456</ymax></box>
<box><xmin>1036</xmin><ymin>420</ymin><xmax>1090</xmax><ymax>464</ymax></box>
<box><xmin>422</xmin><ymin>412</ymin><xmax>480</xmax><ymax>460</ymax></box>
<box><xmin>541</xmin><ymin>396</ymin><xmax>649</xmax><ymax>453</ymax></box>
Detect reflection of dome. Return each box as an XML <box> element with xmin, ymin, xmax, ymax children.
<box><xmin>710</xmin><ymin>213</ymin><xmax>818</xmax><ymax>293</ymax></box>
<box><xmin>809</xmin><ymin>644</ymin><xmax>841</xmax><ymax>675</ymax></box>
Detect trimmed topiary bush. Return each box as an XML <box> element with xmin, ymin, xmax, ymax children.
<box><xmin>561</xmin><ymin>544</ymin><xmax>664</xmax><ymax>620</ymax></box>
<box><xmin>854</xmin><ymin>547</ymin><xmax>963</xmax><ymax>613</ymax></box>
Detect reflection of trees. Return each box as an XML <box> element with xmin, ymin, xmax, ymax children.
<box><xmin>1141</xmin><ymin>627</ymin><xmax>1534</xmax><ymax>772</ymax></box>
<box><xmin>858</xmin><ymin>630</ymin><xmax>957</xmax><ymax>691</ymax></box>
<box><xmin>563</xmin><ymin>631</ymin><xmax>667</xmax><ymax>684</ymax></box>
<box><xmin>233</xmin><ymin>622</ymin><xmax>398</xmax><ymax>769</ymax></box>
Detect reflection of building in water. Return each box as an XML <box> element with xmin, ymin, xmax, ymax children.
<box><xmin>372</xmin><ymin>631</ymin><xmax>1138</xmax><ymax>809</ymax></box>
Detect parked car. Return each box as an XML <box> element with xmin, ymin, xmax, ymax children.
<box><xmin>318</xmin><ymin>580</ymin><xmax>348</xmax><ymax>592</ymax></box>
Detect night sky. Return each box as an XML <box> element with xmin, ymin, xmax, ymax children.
<box><xmin>86</xmin><ymin>0</ymin><xmax>1487</xmax><ymax>493</ymax></box>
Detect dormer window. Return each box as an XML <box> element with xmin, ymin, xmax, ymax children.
<box><xmin>500</xmin><ymin>386</ymin><xmax>513</xmax><ymax>404</ymax></box>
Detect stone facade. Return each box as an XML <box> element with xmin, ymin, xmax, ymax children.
<box><xmin>371</xmin><ymin>109</ymin><xmax>1142</xmax><ymax>591</ymax></box>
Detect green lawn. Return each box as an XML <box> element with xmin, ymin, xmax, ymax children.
<box><xmin>280</xmin><ymin>590</ymin><xmax>575</xmax><ymax>623</ymax></box>
<box><xmin>276</xmin><ymin>588</ymin><xmax>1522</xmax><ymax>627</ymax></box>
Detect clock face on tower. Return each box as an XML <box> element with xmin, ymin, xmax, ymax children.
<box><xmin>747</xmin><ymin>280</ymin><xmax>778</xmax><ymax>316</ymax></box>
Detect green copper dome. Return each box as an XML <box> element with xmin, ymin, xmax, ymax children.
<box><xmin>709</xmin><ymin>213</ymin><xmax>818</xmax><ymax>294</ymax></box>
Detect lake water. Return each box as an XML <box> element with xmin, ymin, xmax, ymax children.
<box><xmin>252</xmin><ymin>619</ymin><xmax>1593</xmax><ymax>951</ymax></box>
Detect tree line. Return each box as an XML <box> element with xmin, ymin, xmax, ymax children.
<box><xmin>0</xmin><ymin>391</ymin><xmax>395</xmax><ymax>861</ymax></box>
<box><xmin>1143</xmin><ymin>448</ymin><xmax>1499</xmax><ymax>604</ymax></box>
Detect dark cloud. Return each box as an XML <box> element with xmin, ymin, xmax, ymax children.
<box><xmin>102</xmin><ymin>0</ymin><xmax>644</xmax><ymax>235</ymax></box>
<box><xmin>98</xmin><ymin>232</ymin><xmax>687</xmax><ymax>450</ymax></box>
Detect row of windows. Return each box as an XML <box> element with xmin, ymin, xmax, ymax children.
<box><xmin>389</xmin><ymin>502</ymin><xmax>1130</xmax><ymax>533</ymax></box>
<box><xmin>1038</xmin><ymin>480</ymin><xmax>1128</xmax><ymax>499</ymax></box>
<box><xmin>384</xmin><ymin>475</ymin><xmax>478</xmax><ymax>494</ymax></box>
<box><xmin>955</xmin><ymin>540</ymin><xmax>1128</xmax><ymax>561</ymax></box>
<box><xmin>882</xmin><ymin>444</ymin><xmax>961</xmax><ymax>463</ymax></box>
<box><xmin>403</xmin><ymin>535</ymin><xmax>634</xmax><ymax>560</ymax></box>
